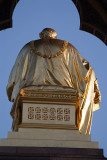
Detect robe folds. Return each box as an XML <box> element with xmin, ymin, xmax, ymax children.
<box><xmin>7</xmin><ymin>39</ymin><xmax>101</xmax><ymax>134</ymax></box>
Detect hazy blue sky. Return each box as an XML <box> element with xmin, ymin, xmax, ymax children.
<box><xmin>0</xmin><ymin>0</ymin><xmax>107</xmax><ymax>157</ymax></box>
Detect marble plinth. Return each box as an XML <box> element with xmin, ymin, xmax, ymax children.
<box><xmin>0</xmin><ymin>89</ymin><xmax>98</xmax><ymax>149</ymax></box>
<box><xmin>0</xmin><ymin>128</ymin><xmax>98</xmax><ymax>148</ymax></box>
<box><xmin>13</xmin><ymin>88</ymin><xmax>81</xmax><ymax>130</ymax></box>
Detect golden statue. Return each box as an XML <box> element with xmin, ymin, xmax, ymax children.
<box><xmin>7</xmin><ymin>28</ymin><xmax>101</xmax><ymax>134</ymax></box>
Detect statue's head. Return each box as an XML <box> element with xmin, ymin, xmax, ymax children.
<box><xmin>39</xmin><ymin>28</ymin><xmax>57</xmax><ymax>39</ymax></box>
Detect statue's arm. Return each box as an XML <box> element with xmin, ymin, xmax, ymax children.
<box><xmin>6</xmin><ymin>53</ymin><xmax>22</xmax><ymax>101</ymax></box>
<box><xmin>80</xmin><ymin>53</ymin><xmax>101</xmax><ymax>104</ymax></box>
<box><xmin>6</xmin><ymin>44</ymin><xmax>28</xmax><ymax>101</ymax></box>
<box><xmin>75</xmin><ymin>50</ymin><xmax>90</xmax><ymax>70</ymax></box>
<box><xmin>6</xmin><ymin>66</ymin><xmax>16</xmax><ymax>101</ymax></box>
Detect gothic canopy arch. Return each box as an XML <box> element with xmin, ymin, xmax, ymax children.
<box><xmin>0</xmin><ymin>0</ymin><xmax>106</xmax><ymax>45</ymax></box>
<box><xmin>72</xmin><ymin>0</ymin><xmax>107</xmax><ymax>45</ymax></box>
<box><xmin>0</xmin><ymin>0</ymin><xmax>19</xmax><ymax>31</ymax></box>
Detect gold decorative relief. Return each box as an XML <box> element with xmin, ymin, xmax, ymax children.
<box><xmin>28</xmin><ymin>107</ymin><xmax>34</xmax><ymax>119</ymax></box>
<box><xmin>28</xmin><ymin>113</ymin><xmax>34</xmax><ymax>119</ymax></box>
<box><xmin>64</xmin><ymin>115</ymin><xmax>70</xmax><ymax>121</ymax></box>
<box><xmin>20</xmin><ymin>89</ymin><xmax>25</xmax><ymax>96</ymax></box>
<box><xmin>35</xmin><ymin>107</ymin><xmax>41</xmax><ymax>113</ymax></box>
<box><xmin>64</xmin><ymin>108</ymin><xmax>70</xmax><ymax>114</ymax></box>
<box><xmin>57</xmin><ymin>108</ymin><xmax>63</xmax><ymax>114</ymax></box>
<box><xmin>50</xmin><ymin>115</ymin><xmax>56</xmax><ymax>120</ymax></box>
<box><xmin>57</xmin><ymin>115</ymin><xmax>63</xmax><ymax>121</ymax></box>
<box><xmin>35</xmin><ymin>114</ymin><xmax>41</xmax><ymax>120</ymax></box>
<box><xmin>27</xmin><ymin>106</ymin><xmax>71</xmax><ymax>123</ymax></box>
<box><xmin>28</xmin><ymin>107</ymin><xmax>34</xmax><ymax>112</ymax></box>
<box><xmin>42</xmin><ymin>114</ymin><xmax>48</xmax><ymax>120</ymax></box>
<box><xmin>50</xmin><ymin>108</ymin><xmax>56</xmax><ymax>114</ymax></box>
<box><xmin>42</xmin><ymin>107</ymin><xmax>48</xmax><ymax>113</ymax></box>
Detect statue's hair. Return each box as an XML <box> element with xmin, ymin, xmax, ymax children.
<box><xmin>39</xmin><ymin>28</ymin><xmax>57</xmax><ymax>39</ymax></box>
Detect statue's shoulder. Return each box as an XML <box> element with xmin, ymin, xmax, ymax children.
<box><xmin>29</xmin><ymin>39</ymin><xmax>76</xmax><ymax>50</ymax></box>
<box><xmin>20</xmin><ymin>42</ymin><xmax>31</xmax><ymax>51</ymax></box>
<box><xmin>67</xmin><ymin>42</ymin><xmax>78</xmax><ymax>51</ymax></box>
<box><xmin>30</xmin><ymin>39</ymin><xmax>68</xmax><ymax>50</ymax></box>
<box><xmin>32</xmin><ymin>39</ymin><xmax>65</xmax><ymax>47</ymax></box>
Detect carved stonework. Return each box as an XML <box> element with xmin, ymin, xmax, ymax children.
<box><xmin>57</xmin><ymin>108</ymin><xmax>63</xmax><ymax>114</ymax></box>
<box><xmin>28</xmin><ymin>114</ymin><xmax>34</xmax><ymax>119</ymax></box>
<box><xmin>57</xmin><ymin>115</ymin><xmax>63</xmax><ymax>121</ymax></box>
<box><xmin>50</xmin><ymin>115</ymin><xmax>56</xmax><ymax>120</ymax></box>
<box><xmin>35</xmin><ymin>107</ymin><xmax>41</xmax><ymax>113</ymax></box>
<box><xmin>42</xmin><ymin>114</ymin><xmax>48</xmax><ymax>120</ymax></box>
<box><xmin>35</xmin><ymin>114</ymin><xmax>41</xmax><ymax>120</ymax></box>
<box><xmin>14</xmin><ymin>89</ymin><xmax>80</xmax><ymax>130</ymax></box>
<box><xmin>28</xmin><ymin>107</ymin><xmax>34</xmax><ymax>112</ymax></box>
<box><xmin>19</xmin><ymin>89</ymin><xmax>79</xmax><ymax>103</ymax></box>
<box><xmin>64</xmin><ymin>108</ymin><xmax>70</xmax><ymax>114</ymax></box>
<box><xmin>64</xmin><ymin>115</ymin><xmax>70</xmax><ymax>121</ymax></box>
<box><xmin>42</xmin><ymin>107</ymin><xmax>48</xmax><ymax>113</ymax></box>
<box><xmin>28</xmin><ymin>107</ymin><xmax>34</xmax><ymax>119</ymax></box>
<box><xmin>26</xmin><ymin>105</ymin><xmax>72</xmax><ymax>123</ymax></box>
<box><xmin>50</xmin><ymin>108</ymin><xmax>56</xmax><ymax>114</ymax></box>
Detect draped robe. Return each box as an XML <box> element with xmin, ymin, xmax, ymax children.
<box><xmin>7</xmin><ymin>39</ymin><xmax>101</xmax><ymax>134</ymax></box>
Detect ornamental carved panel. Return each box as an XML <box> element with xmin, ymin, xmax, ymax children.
<box><xmin>50</xmin><ymin>108</ymin><xmax>56</xmax><ymax>114</ymax></box>
<box><xmin>57</xmin><ymin>108</ymin><xmax>63</xmax><ymax>114</ymax></box>
<box><xmin>28</xmin><ymin>107</ymin><xmax>34</xmax><ymax>119</ymax></box>
<box><xmin>42</xmin><ymin>114</ymin><xmax>48</xmax><ymax>120</ymax></box>
<box><xmin>64</xmin><ymin>108</ymin><xmax>70</xmax><ymax>114</ymax></box>
<box><xmin>27</xmin><ymin>106</ymin><xmax>71</xmax><ymax>122</ymax></box>
<box><xmin>42</xmin><ymin>107</ymin><xmax>48</xmax><ymax>113</ymax></box>
<box><xmin>50</xmin><ymin>115</ymin><xmax>56</xmax><ymax>120</ymax></box>
<box><xmin>57</xmin><ymin>115</ymin><xmax>63</xmax><ymax>121</ymax></box>
<box><xmin>35</xmin><ymin>107</ymin><xmax>41</xmax><ymax>113</ymax></box>
<box><xmin>28</xmin><ymin>113</ymin><xmax>34</xmax><ymax>119</ymax></box>
<box><xmin>35</xmin><ymin>114</ymin><xmax>41</xmax><ymax>120</ymax></box>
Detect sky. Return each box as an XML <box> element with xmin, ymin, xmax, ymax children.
<box><xmin>0</xmin><ymin>0</ymin><xmax>107</xmax><ymax>157</ymax></box>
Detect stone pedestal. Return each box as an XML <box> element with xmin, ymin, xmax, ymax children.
<box><xmin>0</xmin><ymin>128</ymin><xmax>98</xmax><ymax>148</ymax></box>
<box><xmin>11</xmin><ymin>87</ymin><xmax>81</xmax><ymax>130</ymax></box>
<box><xmin>0</xmin><ymin>88</ymin><xmax>98</xmax><ymax>148</ymax></box>
<box><xmin>0</xmin><ymin>87</ymin><xmax>104</xmax><ymax>159</ymax></box>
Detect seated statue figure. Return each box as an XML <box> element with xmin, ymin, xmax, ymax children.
<box><xmin>7</xmin><ymin>28</ymin><xmax>101</xmax><ymax>134</ymax></box>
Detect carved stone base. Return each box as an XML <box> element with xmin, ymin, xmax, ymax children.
<box><xmin>0</xmin><ymin>88</ymin><xmax>99</xmax><ymax>149</ymax></box>
<box><xmin>0</xmin><ymin>128</ymin><xmax>98</xmax><ymax>148</ymax></box>
<box><xmin>22</xmin><ymin>103</ymin><xmax>76</xmax><ymax>130</ymax></box>
<box><xmin>11</xmin><ymin>88</ymin><xmax>81</xmax><ymax>131</ymax></box>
